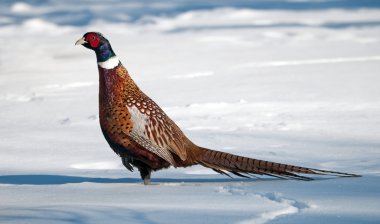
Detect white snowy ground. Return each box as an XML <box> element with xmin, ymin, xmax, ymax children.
<box><xmin>1</xmin><ymin>1</ymin><xmax>380</xmax><ymax>223</ymax></box>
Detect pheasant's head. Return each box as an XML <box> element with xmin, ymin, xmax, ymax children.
<box><xmin>75</xmin><ymin>32</ymin><xmax>116</xmax><ymax>62</ymax></box>
<box><xmin>75</xmin><ymin>32</ymin><xmax>107</xmax><ymax>49</ymax></box>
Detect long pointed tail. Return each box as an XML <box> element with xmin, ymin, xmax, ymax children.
<box><xmin>196</xmin><ymin>147</ymin><xmax>360</xmax><ymax>181</ymax></box>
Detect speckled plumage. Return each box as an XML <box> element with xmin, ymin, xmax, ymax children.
<box><xmin>98</xmin><ymin>64</ymin><xmax>195</xmax><ymax>170</ymax></box>
<box><xmin>76</xmin><ymin>32</ymin><xmax>359</xmax><ymax>185</ymax></box>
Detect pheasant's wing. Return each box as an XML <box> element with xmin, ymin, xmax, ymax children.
<box><xmin>125</xmin><ymin>101</ymin><xmax>188</xmax><ymax>166</ymax></box>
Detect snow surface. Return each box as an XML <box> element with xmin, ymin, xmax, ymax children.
<box><xmin>1</xmin><ymin>1</ymin><xmax>380</xmax><ymax>223</ymax></box>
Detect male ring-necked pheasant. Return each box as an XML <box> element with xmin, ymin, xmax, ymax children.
<box><xmin>76</xmin><ymin>32</ymin><xmax>358</xmax><ymax>185</ymax></box>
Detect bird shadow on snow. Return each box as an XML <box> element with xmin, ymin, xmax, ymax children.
<box><xmin>0</xmin><ymin>174</ymin><xmax>335</xmax><ymax>185</ymax></box>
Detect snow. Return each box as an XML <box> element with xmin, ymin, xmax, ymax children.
<box><xmin>1</xmin><ymin>1</ymin><xmax>380</xmax><ymax>223</ymax></box>
<box><xmin>10</xmin><ymin>2</ymin><xmax>34</xmax><ymax>13</ymax></box>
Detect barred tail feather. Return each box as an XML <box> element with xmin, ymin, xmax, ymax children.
<box><xmin>196</xmin><ymin>147</ymin><xmax>360</xmax><ymax>181</ymax></box>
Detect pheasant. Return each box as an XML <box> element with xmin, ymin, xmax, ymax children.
<box><xmin>76</xmin><ymin>32</ymin><xmax>358</xmax><ymax>185</ymax></box>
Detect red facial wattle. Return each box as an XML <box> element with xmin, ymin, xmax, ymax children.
<box><xmin>86</xmin><ymin>33</ymin><xmax>101</xmax><ymax>48</ymax></box>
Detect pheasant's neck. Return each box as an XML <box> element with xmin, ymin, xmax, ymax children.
<box><xmin>95</xmin><ymin>42</ymin><xmax>118</xmax><ymax>68</ymax></box>
<box><xmin>98</xmin><ymin>56</ymin><xmax>120</xmax><ymax>69</ymax></box>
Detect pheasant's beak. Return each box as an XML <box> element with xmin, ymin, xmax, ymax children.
<box><xmin>75</xmin><ymin>37</ymin><xmax>87</xmax><ymax>45</ymax></box>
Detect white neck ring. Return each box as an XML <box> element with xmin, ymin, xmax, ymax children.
<box><xmin>98</xmin><ymin>56</ymin><xmax>120</xmax><ymax>69</ymax></box>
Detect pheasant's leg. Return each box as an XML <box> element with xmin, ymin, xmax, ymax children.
<box><xmin>138</xmin><ymin>166</ymin><xmax>152</xmax><ymax>185</ymax></box>
<box><xmin>143</xmin><ymin>172</ymin><xmax>151</xmax><ymax>185</ymax></box>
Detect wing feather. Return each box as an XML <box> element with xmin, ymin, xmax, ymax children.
<box><xmin>126</xmin><ymin>104</ymin><xmax>187</xmax><ymax>166</ymax></box>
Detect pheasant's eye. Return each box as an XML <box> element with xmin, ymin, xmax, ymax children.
<box><xmin>92</xmin><ymin>36</ymin><xmax>96</xmax><ymax>40</ymax></box>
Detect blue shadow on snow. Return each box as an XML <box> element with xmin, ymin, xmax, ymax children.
<box><xmin>0</xmin><ymin>174</ymin><xmax>278</xmax><ymax>185</ymax></box>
